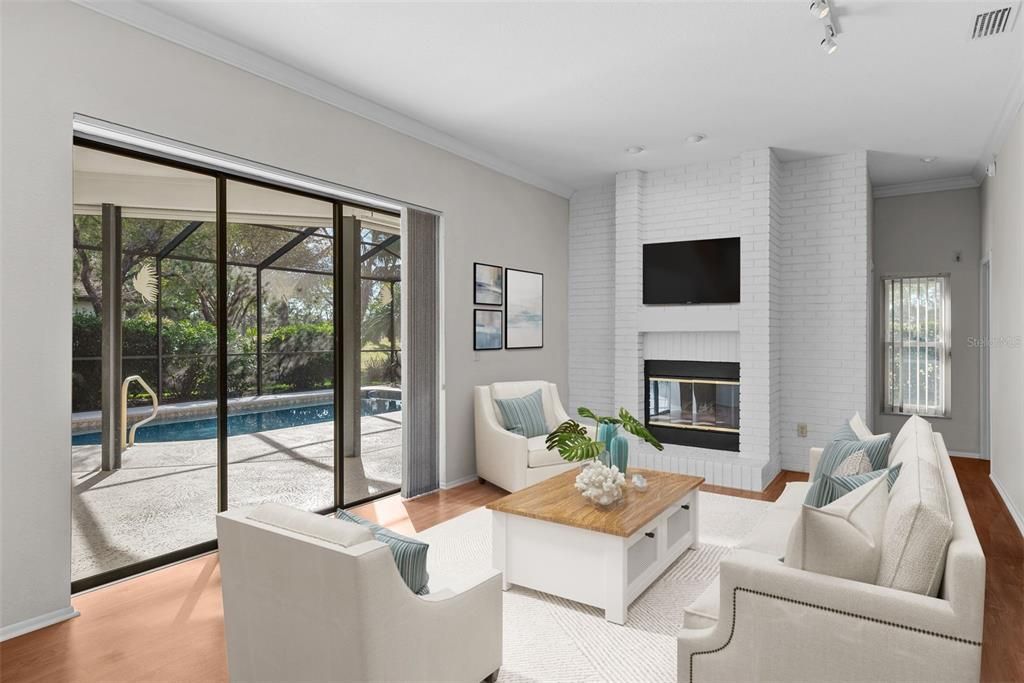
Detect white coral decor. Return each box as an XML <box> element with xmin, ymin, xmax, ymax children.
<box><xmin>575</xmin><ymin>461</ymin><xmax>626</xmax><ymax>506</ymax></box>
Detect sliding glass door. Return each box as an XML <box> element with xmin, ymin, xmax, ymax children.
<box><xmin>70</xmin><ymin>143</ymin><xmax>402</xmax><ymax>590</ymax></box>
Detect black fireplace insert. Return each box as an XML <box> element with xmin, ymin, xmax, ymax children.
<box><xmin>644</xmin><ymin>359</ymin><xmax>740</xmax><ymax>452</ymax></box>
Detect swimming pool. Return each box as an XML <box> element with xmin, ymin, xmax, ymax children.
<box><xmin>71</xmin><ymin>398</ymin><xmax>400</xmax><ymax>445</ymax></box>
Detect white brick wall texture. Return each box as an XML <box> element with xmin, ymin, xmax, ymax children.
<box><xmin>568</xmin><ymin>183</ymin><xmax>615</xmax><ymax>416</ymax></box>
<box><xmin>567</xmin><ymin>148</ymin><xmax>872</xmax><ymax>489</ymax></box>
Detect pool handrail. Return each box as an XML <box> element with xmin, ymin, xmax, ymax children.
<box><xmin>121</xmin><ymin>375</ymin><xmax>159</xmax><ymax>449</ymax></box>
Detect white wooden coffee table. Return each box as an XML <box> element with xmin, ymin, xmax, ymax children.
<box><xmin>487</xmin><ymin>467</ymin><xmax>703</xmax><ymax>624</ymax></box>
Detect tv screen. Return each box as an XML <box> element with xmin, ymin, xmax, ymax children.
<box><xmin>643</xmin><ymin>237</ymin><xmax>740</xmax><ymax>305</ymax></box>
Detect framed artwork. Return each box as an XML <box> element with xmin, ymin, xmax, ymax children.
<box><xmin>474</xmin><ymin>262</ymin><xmax>504</xmax><ymax>306</ymax></box>
<box><xmin>505</xmin><ymin>268</ymin><xmax>543</xmax><ymax>349</ymax></box>
<box><xmin>474</xmin><ymin>309</ymin><xmax>503</xmax><ymax>350</ymax></box>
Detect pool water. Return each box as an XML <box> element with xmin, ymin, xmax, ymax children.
<box><xmin>71</xmin><ymin>398</ymin><xmax>400</xmax><ymax>446</ymax></box>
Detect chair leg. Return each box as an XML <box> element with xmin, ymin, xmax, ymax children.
<box><xmin>484</xmin><ymin>668</ymin><xmax>500</xmax><ymax>682</ymax></box>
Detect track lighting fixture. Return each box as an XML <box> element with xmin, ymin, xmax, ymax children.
<box><xmin>820</xmin><ymin>25</ymin><xmax>838</xmax><ymax>54</ymax></box>
<box><xmin>809</xmin><ymin>0</ymin><xmax>830</xmax><ymax>19</ymax></box>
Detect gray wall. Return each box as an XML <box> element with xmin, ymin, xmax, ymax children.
<box><xmin>872</xmin><ymin>188</ymin><xmax>981</xmax><ymax>454</ymax></box>
<box><xmin>0</xmin><ymin>1</ymin><xmax>568</xmax><ymax>632</ymax></box>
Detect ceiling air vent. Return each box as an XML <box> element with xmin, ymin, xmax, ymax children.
<box><xmin>972</xmin><ymin>5</ymin><xmax>1016</xmax><ymax>39</ymax></box>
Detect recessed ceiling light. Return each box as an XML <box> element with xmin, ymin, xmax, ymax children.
<box><xmin>625</xmin><ymin>146</ymin><xmax>646</xmax><ymax>155</ymax></box>
<box><xmin>809</xmin><ymin>0</ymin><xmax>830</xmax><ymax>19</ymax></box>
<box><xmin>920</xmin><ymin>156</ymin><xmax>937</xmax><ymax>163</ymax></box>
<box><xmin>685</xmin><ymin>134</ymin><xmax>706</xmax><ymax>144</ymax></box>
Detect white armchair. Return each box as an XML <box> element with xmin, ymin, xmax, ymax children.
<box><xmin>474</xmin><ymin>380</ymin><xmax>582</xmax><ymax>492</ymax></box>
<box><xmin>217</xmin><ymin>504</ymin><xmax>502</xmax><ymax>683</ymax></box>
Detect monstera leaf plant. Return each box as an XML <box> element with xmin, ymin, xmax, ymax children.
<box><xmin>545</xmin><ymin>406</ymin><xmax>663</xmax><ymax>462</ymax></box>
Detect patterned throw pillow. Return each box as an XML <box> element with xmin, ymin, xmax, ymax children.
<box><xmin>494</xmin><ymin>389</ymin><xmax>549</xmax><ymax>438</ymax></box>
<box><xmin>805</xmin><ymin>424</ymin><xmax>892</xmax><ymax>508</ymax></box>
<box><xmin>818</xmin><ymin>463</ymin><xmax>903</xmax><ymax>508</ymax></box>
<box><xmin>336</xmin><ymin>509</ymin><xmax>430</xmax><ymax>595</ymax></box>
<box><xmin>833</xmin><ymin>450</ymin><xmax>872</xmax><ymax>477</ymax></box>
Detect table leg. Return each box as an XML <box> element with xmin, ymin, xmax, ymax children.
<box><xmin>604</xmin><ymin>535</ymin><xmax>627</xmax><ymax>624</ymax></box>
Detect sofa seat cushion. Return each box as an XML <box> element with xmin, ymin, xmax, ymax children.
<box><xmin>526</xmin><ymin>435</ymin><xmax>567</xmax><ymax>468</ymax></box>
<box><xmin>735</xmin><ymin>482</ymin><xmax>809</xmax><ymax>557</ymax></box>
<box><xmin>878</xmin><ymin>454</ymin><xmax>953</xmax><ymax>596</ymax></box>
<box><xmin>683</xmin><ymin>576</ymin><xmax>720</xmax><ymax>629</ymax></box>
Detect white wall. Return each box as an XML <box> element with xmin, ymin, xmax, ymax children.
<box><xmin>777</xmin><ymin>153</ymin><xmax>872</xmax><ymax>471</ymax></box>
<box><xmin>0</xmin><ymin>1</ymin><xmax>568</xmax><ymax>632</ymax></box>
<box><xmin>981</xmin><ymin>106</ymin><xmax>1024</xmax><ymax>532</ymax></box>
<box><xmin>566</xmin><ymin>150</ymin><xmax>872</xmax><ymax>484</ymax></box>
<box><xmin>872</xmin><ymin>188</ymin><xmax>982</xmax><ymax>455</ymax></box>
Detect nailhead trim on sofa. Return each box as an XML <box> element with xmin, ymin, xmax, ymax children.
<box><xmin>688</xmin><ymin>586</ymin><xmax>982</xmax><ymax>682</ymax></box>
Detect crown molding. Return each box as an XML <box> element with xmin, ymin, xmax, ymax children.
<box><xmin>872</xmin><ymin>176</ymin><xmax>979</xmax><ymax>199</ymax></box>
<box><xmin>70</xmin><ymin>0</ymin><xmax>575</xmax><ymax>199</ymax></box>
<box><xmin>971</xmin><ymin>61</ymin><xmax>1024</xmax><ymax>184</ymax></box>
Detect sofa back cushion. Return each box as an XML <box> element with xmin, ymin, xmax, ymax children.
<box><xmin>877</xmin><ymin>454</ymin><xmax>953</xmax><ymax>596</ymax></box>
<box><xmin>489</xmin><ymin>381</ymin><xmax>558</xmax><ymax>431</ymax></box>
<box><xmin>888</xmin><ymin>415</ymin><xmax>937</xmax><ymax>468</ymax></box>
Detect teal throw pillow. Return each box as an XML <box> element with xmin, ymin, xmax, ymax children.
<box><xmin>817</xmin><ymin>463</ymin><xmax>903</xmax><ymax>508</ymax></box>
<box><xmin>494</xmin><ymin>389</ymin><xmax>549</xmax><ymax>438</ymax></box>
<box><xmin>336</xmin><ymin>509</ymin><xmax>430</xmax><ymax>595</ymax></box>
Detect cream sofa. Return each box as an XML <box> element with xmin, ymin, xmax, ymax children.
<box><xmin>218</xmin><ymin>504</ymin><xmax>502</xmax><ymax>683</ymax></box>
<box><xmin>474</xmin><ymin>380</ymin><xmax>581</xmax><ymax>492</ymax></box>
<box><xmin>678</xmin><ymin>417</ymin><xmax>985</xmax><ymax>683</ymax></box>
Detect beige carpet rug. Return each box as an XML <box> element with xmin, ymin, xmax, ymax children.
<box><xmin>417</xmin><ymin>492</ymin><xmax>770</xmax><ymax>683</ymax></box>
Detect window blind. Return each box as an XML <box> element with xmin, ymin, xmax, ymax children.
<box><xmin>882</xmin><ymin>275</ymin><xmax>951</xmax><ymax>417</ymax></box>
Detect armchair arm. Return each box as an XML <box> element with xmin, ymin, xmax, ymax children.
<box><xmin>809</xmin><ymin>446</ymin><xmax>823</xmax><ymax>474</ymax></box>
<box><xmin>679</xmin><ymin>550</ymin><xmax>981</xmax><ymax>683</ymax></box>
<box><xmin>475</xmin><ymin>386</ymin><xmax>529</xmax><ymax>491</ymax></box>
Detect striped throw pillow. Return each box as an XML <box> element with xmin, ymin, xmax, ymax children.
<box><xmin>805</xmin><ymin>431</ymin><xmax>893</xmax><ymax>508</ymax></box>
<box><xmin>818</xmin><ymin>463</ymin><xmax>903</xmax><ymax>508</ymax></box>
<box><xmin>336</xmin><ymin>510</ymin><xmax>430</xmax><ymax>595</ymax></box>
<box><xmin>494</xmin><ymin>389</ymin><xmax>549</xmax><ymax>438</ymax></box>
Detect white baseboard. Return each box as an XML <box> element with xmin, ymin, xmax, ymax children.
<box><xmin>990</xmin><ymin>474</ymin><xmax>1024</xmax><ymax>539</ymax></box>
<box><xmin>949</xmin><ymin>451</ymin><xmax>984</xmax><ymax>459</ymax></box>
<box><xmin>0</xmin><ymin>606</ymin><xmax>80</xmax><ymax>642</ymax></box>
<box><xmin>440</xmin><ymin>474</ymin><xmax>478</xmax><ymax>490</ymax></box>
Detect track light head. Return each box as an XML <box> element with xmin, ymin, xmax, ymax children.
<box><xmin>820</xmin><ymin>25</ymin><xmax>838</xmax><ymax>54</ymax></box>
<box><xmin>809</xmin><ymin>0</ymin><xmax>831</xmax><ymax>19</ymax></box>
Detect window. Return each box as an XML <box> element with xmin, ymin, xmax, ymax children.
<box><xmin>881</xmin><ymin>275</ymin><xmax>951</xmax><ymax>417</ymax></box>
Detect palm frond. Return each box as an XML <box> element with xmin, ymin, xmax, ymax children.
<box><xmin>132</xmin><ymin>261</ymin><xmax>158</xmax><ymax>304</ymax></box>
<box><xmin>619</xmin><ymin>408</ymin><xmax>664</xmax><ymax>450</ymax></box>
<box><xmin>577</xmin><ymin>406</ymin><xmax>620</xmax><ymax>425</ymax></box>
<box><xmin>546</xmin><ymin>420</ymin><xmax>606</xmax><ymax>462</ymax></box>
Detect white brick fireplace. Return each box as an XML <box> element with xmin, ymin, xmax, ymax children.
<box><xmin>568</xmin><ymin>149</ymin><xmax>872</xmax><ymax>490</ymax></box>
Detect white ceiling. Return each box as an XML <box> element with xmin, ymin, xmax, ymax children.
<box><xmin>96</xmin><ymin>1</ymin><xmax>1024</xmax><ymax>194</ymax></box>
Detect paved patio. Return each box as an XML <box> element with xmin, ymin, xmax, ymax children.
<box><xmin>71</xmin><ymin>412</ymin><xmax>401</xmax><ymax>581</ymax></box>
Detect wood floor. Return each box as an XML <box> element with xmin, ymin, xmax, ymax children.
<box><xmin>1</xmin><ymin>458</ymin><xmax>1020</xmax><ymax>683</ymax></box>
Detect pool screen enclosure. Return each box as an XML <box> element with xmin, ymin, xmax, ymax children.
<box><xmin>71</xmin><ymin>139</ymin><xmax>407</xmax><ymax>589</ymax></box>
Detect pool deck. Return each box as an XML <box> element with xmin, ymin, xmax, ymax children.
<box><xmin>71</xmin><ymin>411</ymin><xmax>401</xmax><ymax>581</ymax></box>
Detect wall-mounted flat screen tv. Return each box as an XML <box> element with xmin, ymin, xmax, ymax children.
<box><xmin>643</xmin><ymin>237</ymin><xmax>740</xmax><ymax>305</ymax></box>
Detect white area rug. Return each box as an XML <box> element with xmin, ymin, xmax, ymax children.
<box><xmin>416</xmin><ymin>492</ymin><xmax>769</xmax><ymax>683</ymax></box>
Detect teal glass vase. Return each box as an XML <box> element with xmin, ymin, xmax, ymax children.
<box><xmin>596</xmin><ymin>422</ymin><xmax>618</xmax><ymax>466</ymax></box>
<box><xmin>610</xmin><ymin>434</ymin><xmax>629</xmax><ymax>474</ymax></box>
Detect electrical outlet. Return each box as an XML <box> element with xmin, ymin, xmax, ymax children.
<box><xmin>797</xmin><ymin>423</ymin><xmax>808</xmax><ymax>438</ymax></box>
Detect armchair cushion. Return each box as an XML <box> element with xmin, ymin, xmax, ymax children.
<box><xmin>526</xmin><ymin>435</ymin><xmax>568</xmax><ymax>468</ymax></box>
<box><xmin>337</xmin><ymin>510</ymin><xmax>431</xmax><ymax>595</ymax></box>
<box><xmin>494</xmin><ymin>389</ymin><xmax>549</xmax><ymax>438</ymax></box>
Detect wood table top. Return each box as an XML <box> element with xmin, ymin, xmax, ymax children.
<box><xmin>486</xmin><ymin>467</ymin><xmax>703</xmax><ymax>538</ymax></box>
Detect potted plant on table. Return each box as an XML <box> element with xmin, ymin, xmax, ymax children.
<box><xmin>545</xmin><ymin>407</ymin><xmax>663</xmax><ymax>506</ymax></box>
